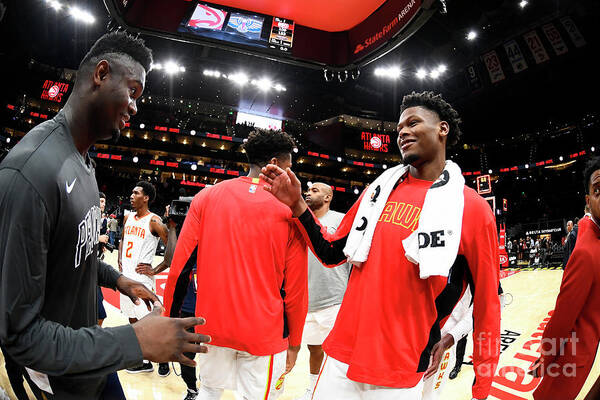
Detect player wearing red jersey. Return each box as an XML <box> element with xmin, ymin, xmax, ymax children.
<box><xmin>163</xmin><ymin>129</ymin><xmax>308</xmax><ymax>400</ymax></box>
<box><xmin>530</xmin><ymin>157</ymin><xmax>600</xmax><ymax>400</ymax></box>
<box><xmin>261</xmin><ymin>91</ymin><xmax>500</xmax><ymax>400</ymax></box>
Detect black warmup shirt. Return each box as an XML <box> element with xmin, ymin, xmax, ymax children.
<box><xmin>0</xmin><ymin>112</ymin><xmax>142</xmax><ymax>399</ymax></box>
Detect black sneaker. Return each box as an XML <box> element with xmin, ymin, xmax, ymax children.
<box><xmin>449</xmin><ymin>366</ymin><xmax>461</xmax><ymax>380</ymax></box>
<box><xmin>183</xmin><ymin>388</ymin><xmax>197</xmax><ymax>400</ymax></box>
<box><xmin>126</xmin><ymin>362</ymin><xmax>154</xmax><ymax>374</ymax></box>
<box><xmin>158</xmin><ymin>363</ymin><xmax>170</xmax><ymax>377</ymax></box>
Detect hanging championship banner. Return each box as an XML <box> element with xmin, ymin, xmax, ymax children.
<box><xmin>482</xmin><ymin>51</ymin><xmax>505</xmax><ymax>83</ymax></box>
<box><xmin>542</xmin><ymin>23</ymin><xmax>568</xmax><ymax>55</ymax></box>
<box><xmin>523</xmin><ymin>30</ymin><xmax>549</xmax><ymax>64</ymax></box>
<box><xmin>465</xmin><ymin>63</ymin><xmax>482</xmax><ymax>91</ymax></box>
<box><xmin>503</xmin><ymin>40</ymin><xmax>528</xmax><ymax>73</ymax></box>
<box><xmin>560</xmin><ymin>16</ymin><xmax>586</xmax><ymax>48</ymax></box>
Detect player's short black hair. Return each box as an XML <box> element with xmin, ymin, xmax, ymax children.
<box><xmin>242</xmin><ymin>129</ymin><xmax>296</xmax><ymax>167</ymax></box>
<box><xmin>136</xmin><ymin>181</ymin><xmax>156</xmax><ymax>204</ymax></box>
<box><xmin>400</xmin><ymin>91</ymin><xmax>462</xmax><ymax>146</ymax></box>
<box><xmin>584</xmin><ymin>157</ymin><xmax>600</xmax><ymax>194</ymax></box>
<box><xmin>99</xmin><ymin>191</ymin><xmax>106</xmax><ymax>199</ymax></box>
<box><xmin>76</xmin><ymin>31</ymin><xmax>153</xmax><ymax>86</ymax></box>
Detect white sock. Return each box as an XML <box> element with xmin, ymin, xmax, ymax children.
<box><xmin>309</xmin><ymin>373</ymin><xmax>319</xmax><ymax>391</ymax></box>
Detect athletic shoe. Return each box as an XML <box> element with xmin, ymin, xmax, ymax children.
<box><xmin>126</xmin><ymin>362</ymin><xmax>154</xmax><ymax>374</ymax></box>
<box><xmin>158</xmin><ymin>362</ymin><xmax>170</xmax><ymax>377</ymax></box>
<box><xmin>294</xmin><ymin>389</ymin><xmax>313</xmax><ymax>400</ymax></box>
<box><xmin>182</xmin><ymin>388</ymin><xmax>197</xmax><ymax>400</ymax></box>
<box><xmin>449</xmin><ymin>366</ymin><xmax>461</xmax><ymax>380</ymax></box>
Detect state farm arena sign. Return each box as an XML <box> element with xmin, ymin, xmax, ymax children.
<box><xmin>40</xmin><ymin>80</ymin><xmax>70</xmax><ymax>103</ymax></box>
<box><xmin>361</xmin><ymin>131</ymin><xmax>390</xmax><ymax>152</ymax></box>
<box><xmin>349</xmin><ymin>0</ymin><xmax>421</xmax><ymax>60</ymax></box>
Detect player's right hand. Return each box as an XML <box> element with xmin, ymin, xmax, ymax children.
<box><xmin>133</xmin><ymin>302</ymin><xmax>211</xmax><ymax>367</ymax></box>
<box><xmin>260</xmin><ymin>165</ymin><xmax>306</xmax><ymax>216</ymax></box>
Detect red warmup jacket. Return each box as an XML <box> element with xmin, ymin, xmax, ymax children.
<box><xmin>162</xmin><ymin>176</ymin><xmax>308</xmax><ymax>355</ymax></box>
<box><xmin>534</xmin><ymin>217</ymin><xmax>600</xmax><ymax>400</ymax></box>
<box><xmin>295</xmin><ymin>174</ymin><xmax>501</xmax><ymax>399</ymax></box>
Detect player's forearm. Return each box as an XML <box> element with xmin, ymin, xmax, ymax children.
<box><xmin>3</xmin><ymin>318</ymin><xmax>142</xmax><ymax>377</ymax></box>
<box><xmin>97</xmin><ymin>260</ymin><xmax>121</xmax><ymax>289</ymax></box>
<box><xmin>153</xmin><ymin>227</ymin><xmax>177</xmax><ymax>275</ymax></box>
<box><xmin>295</xmin><ymin>209</ymin><xmax>347</xmax><ymax>266</ymax></box>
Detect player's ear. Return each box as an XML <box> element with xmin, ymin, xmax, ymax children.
<box><xmin>270</xmin><ymin>156</ymin><xmax>279</xmax><ymax>166</ymax></box>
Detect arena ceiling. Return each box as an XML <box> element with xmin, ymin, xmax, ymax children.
<box><xmin>1</xmin><ymin>0</ymin><xmax>599</xmax><ymax>145</ymax></box>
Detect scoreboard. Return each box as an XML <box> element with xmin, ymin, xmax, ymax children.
<box><xmin>102</xmin><ymin>0</ymin><xmax>441</xmax><ymax>71</ymax></box>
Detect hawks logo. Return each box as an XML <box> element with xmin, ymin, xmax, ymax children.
<box><xmin>274</xmin><ymin>373</ymin><xmax>285</xmax><ymax>390</ymax></box>
<box><xmin>499</xmin><ymin>254</ymin><xmax>508</xmax><ymax>264</ymax></box>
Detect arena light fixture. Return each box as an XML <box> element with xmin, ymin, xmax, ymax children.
<box><xmin>383</xmin><ymin>164</ymin><xmax>388</xmax><ymax>169</ymax></box>
<box><xmin>69</xmin><ymin>6</ymin><xmax>95</xmax><ymax>24</ymax></box>
<box><xmin>273</xmin><ymin>84</ymin><xmax>286</xmax><ymax>92</ymax></box>
<box><xmin>592</xmin><ymin>146</ymin><xmax>596</xmax><ymax>152</ymax></box>
<box><xmin>6</xmin><ymin>137</ymin><xmax>11</xmax><ymax>143</ymax></box>
<box><xmin>467</xmin><ymin>30</ymin><xmax>477</xmax><ymax>41</ymax></box>
<box><xmin>488</xmin><ymin>169</ymin><xmax>493</xmax><ymax>174</ymax></box>
<box><xmin>374</xmin><ymin>66</ymin><xmax>401</xmax><ymax>79</ymax></box>
<box><xmin>307</xmin><ymin>181</ymin><xmax>313</xmax><ymax>187</ymax></box>
<box><xmin>416</xmin><ymin>68</ymin><xmax>428</xmax><ymax>80</ymax></box>
<box><xmin>293</xmin><ymin>147</ymin><xmax>298</xmax><ymax>153</ymax></box>
<box><xmin>190</xmin><ymin>130</ymin><xmax>196</xmax><ymax>136</ymax></box>
<box><xmin>337</xmin><ymin>157</ymin><xmax>342</xmax><ymax>162</ymax></box>
<box><xmin>525</xmin><ymin>164</ymin><xmax>529</xmax><ymax>169</ymax></box>
<box><xmin>46</xmin><ymin>0</ymin><xmax>62</xmax><ymax>11</ymax></box>
<box><xmin>429</xmin><ymin>69</ymin><xmax>441</xmax><ymax>79</ymax></box>
<box><xmin>191</xmin><ymin>164</ymin><xmax>197</xmax><ymax>170</ymax></box>
<box><xmin>519</xmin><ymin>0</ymin><xmax>528</xmax><ymax>8</ymax></box>
<box><xmin>164</xmin><ymin>61</ymin><xmax>183</xmax><ymax>75</ymax></box>
<box><xmin>228</xmin><ymin>72</ymin><xmax>249</xmax><ymax>86</ymax></box>
<box><xmin>353</xmin><ymin>188</ymin><xmax>360</xmax><ymax>195</ymax></box>
<box><xmin>253</xmin><ymin>77</ymin><xmax>273</xmax><ymax>92</ymax></box>
<box><xmin>559</xmin><ymin>156</ymin><xmax>564</xmax><ymax>161</ymax></box>
<box><xmin>133</xmin><ymin>156</ymin><xmax>139</xmax><ymax>163</ymax></box>
<box><xmin>139</xmin><ymin>123</ymin><xmax>145</xmax><ymax>129</ymax></box>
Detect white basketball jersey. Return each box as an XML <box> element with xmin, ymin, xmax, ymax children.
<box><xmin>121</xmin><ymin>212</ymin><xmax>160</xmax><ymax>283</ymax></box>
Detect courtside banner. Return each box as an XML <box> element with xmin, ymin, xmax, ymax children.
<box><xmin>542</xmin><ymin>23</ymin><xmax>568</xmax><ymax>56</ymax></box>
<box><xmin>503</xmin><ymin>39</ymin><xmax>528</xmax><ymax>73</ymax></box>
<box><xmin>349</xmin><ymin>0</ymin><xmax>421</xmax><ymax>61</ymax></box>
<box><xmin>523</xmin><ymin>30</ymin><xmax>549</xmax><ymax>64</ymax></box>
<box><xmin>560</xmin><ymin>16</ymin><xmax>586</xmax><ymax>48</ymax></box>
<box><xmin>482</xmin><ymin>50</ymin><xmax>506</xmax><ymax>84</ymax></box>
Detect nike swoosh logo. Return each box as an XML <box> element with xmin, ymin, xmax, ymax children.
<box><xmin>66</xmin><ymin>178</ymin><xmax>77</xmax><ymax>194</ymax></box>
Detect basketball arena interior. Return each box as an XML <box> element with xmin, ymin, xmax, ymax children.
<box><xmin>0</xmin><ymin>0</ymin><xmax>599</xmax><ymax>399</ymax></box>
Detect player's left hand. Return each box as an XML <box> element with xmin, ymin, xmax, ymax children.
<box><xmin>116</xmin><ymin>275</ymin><xmax>160</xmax><ymax>311</ymax></box>
<box><xmin>135</xmin><ymin>263</ymin><xmax>155</xmax><ymax>276</ymax></box>
<box><xmin>285</xmin><ymin>345</ymin><xmax>301</xmax><ymax>374</ymax></box>
<box><xmin>424</xmin><ymin>334</ymin><xmax>455</xmax><ymax>379</ymax></box>
<box><xmin>528</xmin><ymin>357</ymin><xmax>543</xmax><ymax>378</ymax></box>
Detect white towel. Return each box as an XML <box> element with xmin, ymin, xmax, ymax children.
<box><xmin>343</xmin><ymin>161</ymin><xmax>465</xmax><ymax>279</ymax></box>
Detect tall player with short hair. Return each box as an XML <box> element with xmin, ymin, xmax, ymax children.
<box><xmin>0</xmin><ymin>32</ymin><xmax>209</xmax><ymax>399</ymax></box>
<box><xmin>163</xmin><ymin>129</ymin><xmax>309</xmax><ymax>400</ymax></box>
<box><xmin>261</xmin><ymin>91</ymin><xmax>501</xmax><ymax>400</ymax></box>
<box><xmin>119</xmin><ymin>181</ymin><xmax>177</xmax><ymax>376</ymax></box>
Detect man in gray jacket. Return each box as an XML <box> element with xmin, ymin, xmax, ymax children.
<box><xmin>0</xmin><ymin>32</ymin><xmax>210</xmax><ymax>399</ymax></box>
